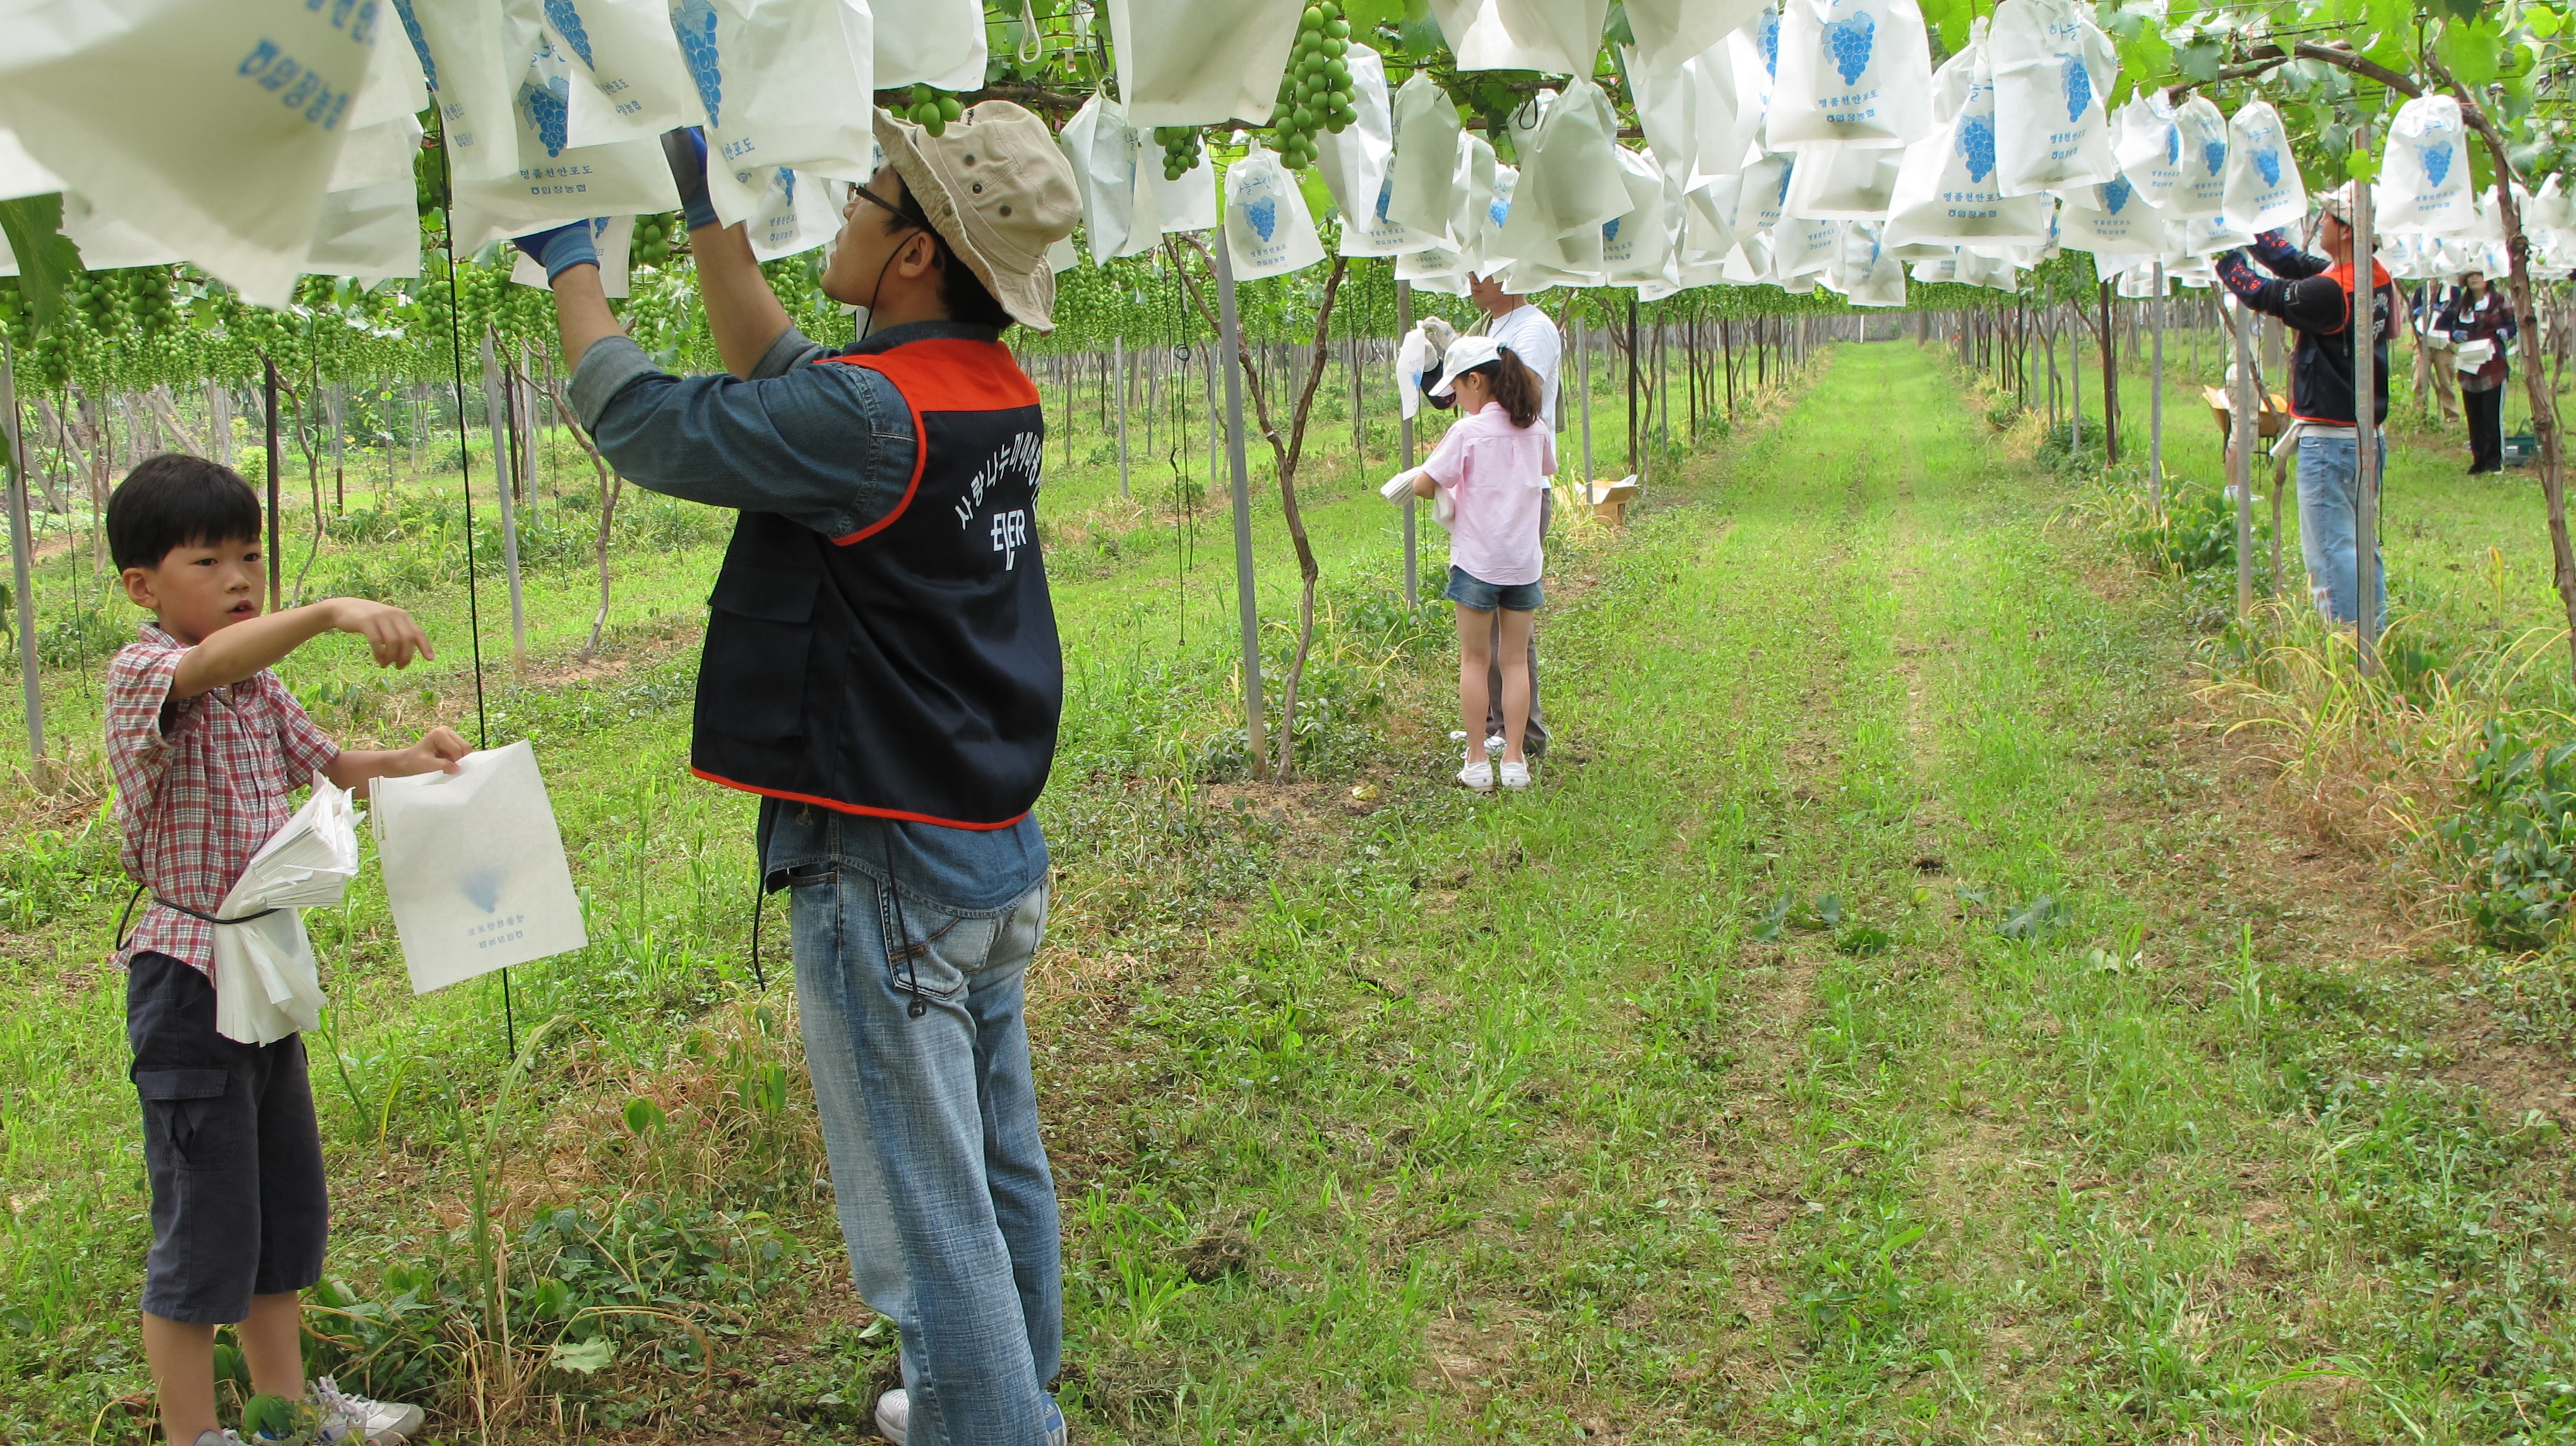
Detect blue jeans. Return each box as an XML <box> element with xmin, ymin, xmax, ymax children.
<box><xmin>2296</xmin><ymin>432</ymin><xmax>2388</xmax><ymax>633</ymax></box>
<box><xmin>780</xmin><ymin>829</ymin><xmax>1061</xmax><ymax>1445</ymax></box>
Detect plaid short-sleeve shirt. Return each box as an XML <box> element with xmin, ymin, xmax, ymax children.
<box><xmin>107</xmin><ymin>622</ymin><xmax>340</xmax><ymax>977</ymax></box>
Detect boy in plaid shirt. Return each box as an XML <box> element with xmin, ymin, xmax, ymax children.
<box><xmin>106</xmin><ymin>456</ymin><xmax>467</xmax><ymax>1445</ymax></box>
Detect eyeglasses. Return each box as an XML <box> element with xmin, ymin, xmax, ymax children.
<box><xmin>843</xmin><ymin>181</ymin><xmax>916</xmax><ymax>228</ymax></box>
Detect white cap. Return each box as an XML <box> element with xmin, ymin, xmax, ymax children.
<box><xmin>1426</xmin><ymin>334</ymin><xmax>1503</xmax><ymax>397</ymax></box>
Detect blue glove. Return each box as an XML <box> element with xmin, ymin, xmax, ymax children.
<box><xmin>661</xmin><ymin>126</ymin><xmax>719</xmax><ymax>232</ymax></box>
<box><xmin>512</xmin><ymin>218</ymin><xmax>607</xmax><ymax>281</ymax></box>
<box><xmin>2452</xmin><ymin>328</ymin><xmax>2471</xmax><ymax>343</ymax></box>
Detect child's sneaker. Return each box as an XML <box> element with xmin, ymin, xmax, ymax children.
<box><xmin>1498</xmin><ymin>759</ymin><xmax>1531</xmax><ymax>791</ymax></box>
<box><xmin>192</xmin><ymin>1433</ymin><xmax>250</xmax><ymax>1446</ymax></box>
<box><xmin>312</xmin><ymin>1378</ymin><xmax>425</xmax><ymax>1443</ymax></box>
<box><xmin>874</xmin><ymin>1388</ymin><xmax>1066</xmax><ymax>1444</ymax></box>
<box><xmin>1457</xmin><ymin>754</ymin><xmax>1493</xmax><ymax>791</ymax></box>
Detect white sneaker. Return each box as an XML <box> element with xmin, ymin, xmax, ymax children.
<box><xmin>876</xmin><ymin>1388</ymin><xmax>1067</xmax><ymax>1445</ymax></box>
<box><xmin>314</xmin><ymin>1378</ymin><xmax>426</xmax><ymax>1443</ymax></box>
<box><xmin>193</xmin><ymin>1433</ymin><xmax>249</xmax><ymax>1446</ymax></box>
<box><xmin>1457</xmin><ymin>755</ymin><xmax>1493</xmax><ymax>791</ymax></box>
<box><xmin>1498</xmin><ymin>759</ymin><xmax>1531</xmax><ymax>790</ymax></box>
<box><xmin>1485</xmin><ymin>733</ymin><xmax>1505</xmax><ymax>755</ymax></box>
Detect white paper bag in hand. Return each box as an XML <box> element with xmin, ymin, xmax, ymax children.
<box><xmin>1767</xmin><ymin>0</ymin><xmax>1936</xmax><ymax>152</ymax></box>
<box><xmin>213</xmin><ymin>779</ymin><xmax>363</xmax><ymax>1046</ymax></box>
<box><xmin>1222</xmin><ymin>145</ymin><xmax>1326</xmax><ymax>280</ymax></box>
<box><xmin>373</xmin><ymin>742</ymin><xmax>588</xmax><ymax>996</ymax></box>
<box><xmin>542</xmin><ymin>0</ymin><xmax>708</xmax><ymax>147</ymax></box>
<box><xmin>678</xmin><ymin>0</ymin><xmax>878</xmax><ymax>227</ymax></box>
<box><xmin>2221</xmin><ymin>100</ymin><xmax>2305</xmax><ymax>237</ymax></box>
<box><xmin>1986</xmin><ymin>0</ymin><xmax>2118</xmax><ymax>198</ymax></box>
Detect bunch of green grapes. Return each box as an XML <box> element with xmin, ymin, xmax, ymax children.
<box><xmin>632</xmin><ymin>211</ymin><xmax>680</xmax><ymax>268</ymax></box>
<box><xmin>125</xmin><ymin>267</ymin><xmax>183</xmax><ymax>339</ymax></box>
<box><xmin>1152</xmin><ymin>126</ymin><xmax>1204</xmax><ymax>181</ymax></box>
<box><xmin>68</xmin><ymin>269</ymin><xmax>125</xmax><ymax>336</ymax></box>
<box><xmin>902</xmin><ymin>83</ymin><xmax>964</xmax><ymax>137</ymax></box>
<box><xmin>1267</xmin><ymin>1</ymin><xmax>1354</xmax><ymax>170</ymax></box>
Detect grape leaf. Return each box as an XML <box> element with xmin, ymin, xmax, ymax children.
<box><xmin>1923</xmin><ymin>0</ymin><xmax>1975</xmax><ymax>55</ymax></box>
<box><xmin>0</xmin><ymin>194</ymin><xmax>84</xmax><ymax>335</ymax></box>
<box><xmin>2439</xmin><ymin>18</ymin><xmax>2500</xmax><ymax>83</ymax></box>
<box><xmin>549</xmin><ymin>1337</ymin><xmax>617</xmax><ymax>1374</ymax></box>
<box><xmin>2175</xmin><ymin>37</ymin><xmax>2225</xmax><ymax>81</ymax></box>
<box><xmin>2114</xmin><ymin>27</ymin><xmax>2172</xmax><ymax>102</ymax></box>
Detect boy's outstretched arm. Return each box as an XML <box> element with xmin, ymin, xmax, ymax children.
<box><xmin>324</xmin><ymin>726</ymin><xmax>471</xmax><ymax>799</ymax></box>
<box><xmin>170</xmin><ymin>599</ymin><xmax>431</xmax><ymax>699</ymax></box>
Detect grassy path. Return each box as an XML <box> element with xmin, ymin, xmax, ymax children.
<box><xmin>1054</xmin><ymin>340</ymin><xmax>2563</xmax><ymax>1442</ymax></box>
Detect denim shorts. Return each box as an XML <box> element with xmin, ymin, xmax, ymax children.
<box><xmin>127</xmin><ymin>951</ymin><xmax>328</xmax><ymax>1325</ymax></box>
<box><xmin>1443</xmin><ymin>565</ymin><xmax>1543</xmax><ymax>612</ymax></box>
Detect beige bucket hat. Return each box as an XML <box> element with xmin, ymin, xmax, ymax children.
<box><xmin>873</xmin><ymin>100</ymin><xmax>1081</xmax><ymax>332</ymax></box>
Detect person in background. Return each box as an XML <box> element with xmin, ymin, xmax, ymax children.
<box><xmin>1463</xmin><ymin>266</ymin><xmax>1561</xmax><ymax>759</ymax></box>
<box><xmin>2409</xmin><ymin>282</ymin><xmax>2464</xmax><ymax>425</ymax></box>
<box><xmin>1407</xmin><ymin>335</ymin><xmax>1556</xmax><ymax>790</ymax></box>
<box><xmin>2215</xmin><ymin>184</ymin><xmax>2398</xmax><ymax>635</ymax></box>
<box><xmin>2440</xmin><ymin>270</ymin><xmax>2517</xmax><ymax>474</ymax></box>
<box><xmin>514</xmin><ymin>103</ymin><xmax>1081</xmax><ymax>1446</ymax></box>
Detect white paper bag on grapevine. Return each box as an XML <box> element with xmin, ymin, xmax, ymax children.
<box><xmin>871</xmin><ymin>0</ymin><xmax>988</xmax><ymax>92</ymax></box>
<box><xmin>1767</xmin><ymin>0</ymin><xmax>1936</xmax><ymax>152</ymax></box>
<box><xmin>1386</xmin><ymin>73</ymin><xmax>1465</xmax><ymax>246</ymax></box>
<box><xmin>1061</xmin><ymin>96</ymin><xmax>1155</xmax><ymax>265</ymax></box>
<box><xmin>1842</xmin><ymin>222</ymin><xmax>1909</xmax><ymax>305</ymax></box>
<box><xmin>1678</xmin><ymin>183</ymin><xmax>1738</xmax><ymax>282</ymax></box>
<box><xmin>1472</xmin><ymin>165</ymin><xmax>1520</xmax><ymax>278</ymax></box>
<box><xmin>1395</xmin><ymin>243</ymin><xmax>1469</xmax><ymax>293</ymax></box>
<box><xmin>2378</xmin><ymin>94</ymin><xmax>2474</xmax><ymax>237</ymax></box>
<box><xmin>1782</xmin><ymin>145</ymin><xmax>1900</xmax><ymax>220</ymax></box>
<box><xmin>1770</xmin><ymin>215</ymin><xmax>1842</xmax><ymax>280</ymax></box>
<box><xmin>374</xmin><ymin>742</ymin><xmax>589</xmax><ymax>996</ymax></box>
<box><xmin>400</xmin><ymin>0</ymin><xmax>525</xmax><ymax>184</ymax></box>
<box><xmin>2112</xmin><ymin>92</ymin><xmax>2185</xmax><ymax>214</ymax></box>
<box><xmin>1882</xmin><ymin>37</ymin><xmax>2053</xmax><ymax>249</ymax></box>
<box><xmin>742</xmin><ymin>168</ymin><xmax>839</xmax><ymax>261</ymax></box>
<box><xmin>1626</xmin><ymin>46</ymin><xmax>1703</xmax><ymax>191</ymax></box>
<box><xmin>1729</xmin><ymin>11</ymin><xmax>1782</xmax><ymax>156</ymax></box>
<box><xmin>449</xmin><ymin>37</ymin><xmax>679</xmax><ymax>250</ymax></box>
<box><xmin>1146</xmin><ymin>151</ymin><xmax>1219</xmax><ymax>235</ymax></box>
<box><xmin>675</xmin><ymin>0</ymin><xmax>878</xmax><ymax>227</ymax></box>
<box><xmin>2056</xmin><ymin>177</ymin><xmax>2167</xmax><ymax>255</ymax></box>
<box><xmin>2220</xmin><ymin>100</ymin><xmax>2305</xmax><ymax>237</ymax></box>
<box><xmin>1600</xmin><ymin>150</ymin><xmax>1677</xmax><ymax>286</ymax></box>
<box><xmin>1427</xmin><ymin>0</ymin><xmax>1611</xmax><ymax>75</ymax></box>
<box><xmin>2162</xmin><ymin>94</ymin><xmax>2229</xmax><ymax>219</ymax></box>
<box><xmin>1321</xmin><ymin>44</ymin><xmax>1431</xmax><ymax>256</ymax></box>
<box><xmin>0</xmin><ymin>0</ymin><xmax>381</xmax><ymax>307</ymax></box>
<box><xmin>1986</xmin><ymin>0</ymin><xmax>2117</xmax><ymax>198</ymax></box>
<box><xmin>534</xmin><ymin>0</ymin><xmax>704</xmax><ymax>148</ymax></box>
<box><xmin>1730</xmin><ymin>153</ymin><xmax>1795</xmax><ymax>239</ymax></box>
<box><xmin>1626</xmin><ymin>0</ymin><xmax>1771</xmax><ymax>75</ymax></box>
<box><xmin>1105</xmin><ymin>0</ymin><xmax>1300</xmax><ymax>128</ymax></box>
<box><xmin>1494</xmin><ymin>80</ymin><xmax>1631</xmax><ymax>271</ymax></box>
<box><xmin>1222</xmin><ymin>145</ymin><xmax>1326</xmax><ymax>280</ymax></box>
<box><xmin>0</xmin><ymin>129</ymin><xmax>65</xmax><ymax>203</ymax></box>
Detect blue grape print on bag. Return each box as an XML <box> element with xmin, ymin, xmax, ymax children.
<box><xmin>546</xmin><ymin>0</ymin><xmax>594</xmax><ymax>66</ymax></box>
<box><xmin>2200</xmin><ymin>138</ymin><xmax>2226</xmax><ymax>177</ymax></box>
<box><xmin>2419</xmin><ymin>139</ymin><xmax>2452</xmax><ymax>187</ymax></box>
<box><xmin>521</xmin><ymin>76</ymin><xmax>573</xmax><ymax>157</ymax></box>
<box><xmin>1956</xmin><ymin>114</ymin><xmax>1996</xmax><ymax>184</ymax></box>
<box><xmin>674</xmin><ymin>0</ymin><xmax>722</xmax><ymax>128</ymax></box>
<box><xmin>2059</xmin><ymin>54</ymin><xmax>2090</xmax><ymax>124</ymax></box>
<box><xmin>2253</xmin><ymin>146</ymin><xmax>2281</xmax><ymax>186</ymax></box>
<box><xmin>1823</xmin><ymin>10</ymin><xmax>1876</xmax><ymax>86</ymax></box>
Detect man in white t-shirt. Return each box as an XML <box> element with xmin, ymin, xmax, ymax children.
<box><xmin>1465</xmin><ymin>268</ymin><xmax>1561</xmax><ymax>755</ymax></box>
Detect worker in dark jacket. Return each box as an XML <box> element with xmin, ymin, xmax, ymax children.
<box><xmin>2438</xmin><ymin>270</ymin><xmax>2517</xmax><ymax>474</ymax></box>
<box><xmin>2215</xmin><ymin>184</ymin><xmax>2398</xmax><ymax>633</ymax></box>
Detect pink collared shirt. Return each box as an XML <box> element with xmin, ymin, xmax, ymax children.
<box><xmin>107</xmin><ymin>622</ymin><xmax>340</xmax><ymax>976</ymax></box>
<box><xmin>1425</xmin><ymin>400</ymin><xmax>1556</xmax><ymax>586</ymax></box>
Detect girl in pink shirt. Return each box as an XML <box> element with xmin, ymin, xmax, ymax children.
<box><xmin>1411</xmin><ymin>336</ymin><xmax>1556</xmax><ymax>791</ymax></box>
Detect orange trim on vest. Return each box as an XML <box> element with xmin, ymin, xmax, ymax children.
<box><xmin>820</xmin><ymin>339</ymin><xmax>1042</xmax><ymax>546</ymax></box>
<box><xmin>2310</xmin><ymin>258</ymin><xmax>2396</xmax><ymax>335</ymax></box>
<box><xmin>690</xmin><ymin>766</ymin><xmax>1032</xmax><ymax>831</ymax></box>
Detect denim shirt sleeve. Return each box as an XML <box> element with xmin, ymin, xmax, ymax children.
<box><xmin>567</xmin><ymin>329</ymin><xmax>917</xmax><ymax>539</ymax></box>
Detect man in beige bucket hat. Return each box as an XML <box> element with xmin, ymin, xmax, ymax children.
<box><xmin>514</xmin><ymin>103</ymin><xmax>1082</xmax><ymax>1446</ymax></box>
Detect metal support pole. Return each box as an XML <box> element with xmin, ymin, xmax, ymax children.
<box><xmin>1396</xmin><ymin>279</ymin><xmax>1417</xmax><ymax>607</ymax></box>
<box><xmin>1578</xmin><ymin>311</ymin><xmax>1594</xmax><ymax>484</ymax></box>
<box><xmin>0</xmin><ymin>335</ymin><xmax>46</xmax><ymax>784</ymax></box>
<box><xmin>263</xmin><ymin>357</ymin><xmax>282</xmax><ymax>611</ymax></box>
<box><xmin>1114</xmin><ymin>333</ymin><xmax>1131</xmax><ymax>501</ymax></box>
<box><xmin>2149</xmin><ymin>262</ymin><xmax>2166</xmax><ymax>518</ymax></box>
<box><xmin>477</xmin><ymin>331</ymin><xmax>527</xmax><ymax>669</ymax></box>
<box><xmin>1213</xmin><ymin>232</ymin><xmax>1265</xmax><ymax>763</ymax></box>
<box><xmin>2354</xmin><ymin>121</ymin><xmax>2381</xmax><ymax>673</ymax></box>
<box><xmin>2229</xmin><ymin>301</ymin><xmax>2258</xmax><ymax>619</ymax></box>
<box><xmin>2070</xmin><ymin>302</ymin><xmax>2083</xmax><ymax>454</ymax></box>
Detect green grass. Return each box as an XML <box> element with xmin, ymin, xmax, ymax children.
<box><xmin>5</xmin><ymin>339</ymin><xmax>2572</xmax><ymax>1442</ymax></box>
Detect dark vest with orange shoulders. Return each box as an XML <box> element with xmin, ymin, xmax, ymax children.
<box><xmin>689</xmin><ymin>330</ymin><xmax>1058</xmax><ymax>829</ymax></box>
